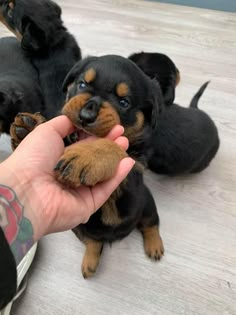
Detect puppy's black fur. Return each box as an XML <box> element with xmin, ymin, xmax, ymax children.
<box><xmin>62</xmin><ymin>55</ymin><xmax>164</xmax><ymax>268</ymax></box>
<box><xmin>10</xmin><ymin>55</ymin><xmax>165</xmax><ymax>276</ymax></box>
<box><xmin>129</xmin><ymin>52</ymin><xmax>180</xmax><ymax>105</ymax></box>
<box><xmin>0</xmin><ymin>0</ymin><xmax>81</xmax><ymax>118</ymax></box>
<box><xmin>63</xmin><ymin>55</ymin><xmax>164</xmax><ymax>163</ymax></box>
<box><xmin>148</xmin><ymin>82</ymin><xmax>220</xmax><ymax>174</ymax></box>
<box><xmin>0</xmin><ymin>37</ymin><xmax>44</xmax><ymax>134</ymax></box>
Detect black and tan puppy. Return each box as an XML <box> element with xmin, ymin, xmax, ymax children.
<box><xmin>148</xmin><ymin>82</ymin><xmax>220</xmax><ymax>174</ymax></box>
<box><xmin>0</xmin><ymin>37</ymin><xmax>44</xmax><ymax>135</ymax></box>
<box><xmin>0</xmin><ymin>0</ymin><xmax>81</xmax><ymax>118</ymax></box>
<box><xmin>129</xmin><ymin>52</ymin><xmax>180</xmax><ymax>105</ymax></box>
<box><xmin>10</xmin><ymin>55</ymin><xmax>165</xmax><ymax>278</ymax></box>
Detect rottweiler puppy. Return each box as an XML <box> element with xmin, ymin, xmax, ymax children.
<box><xmin>129</xmin><ymin>51</ymin><xmax>180</xmax><ymax>105</ymax></box>
<box><xmin>10</xmin><ymin>55</ymin><xmax>165</xmax><ymax>278</ymax></box>
<box><xmin>148</xmin><ymin>81</ymin><xmax>220</xmax><ymax>174</ymax></box>
<box><xmin>0</xmin><ymin>37</ymin><xmax>44</xmax><ymax>135</ymax></box>
<box><xmin>129</xmin><ymin>52</ymin><xmax>219</xmax><ymax>174</ymax></box>
<box><xmin>0</xmin><ymin>0</ymin><xmax>81</xmax><ymax>118</ymax></box>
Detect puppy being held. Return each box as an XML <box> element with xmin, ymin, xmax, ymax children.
<box><xmin>148</xmin><ymin>81</ymin><xmax>220</xmax><ymax>175</ymax></box>
<box><xmin>0</xmin><ymin>0</ymin><xmax>81</xmax><ymax>119</ymax></box>
<box><xmin>10</xmin><ymin>55</ymin><xmax>165</xmax><ymax>278</ymax></box>
<box><xmin>0</xmin><ymin>37</ymin><xmax>44</xmax><ymax>135</ymax></box>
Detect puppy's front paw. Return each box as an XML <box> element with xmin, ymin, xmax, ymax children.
<box><xmin>10</xmin><ymin>112</ymin><xmax>46</xmax><ymax>150</ymax></box>
<box><xmin>142</xmin><ymin>226</ymin><xmax>164</xmax><ymax>261</ymax></box>
<box><xmin>81</xmin><ymin>240</ymin><xmax>103</xmax><ymax>279</ymax></box>
<box><xmin>55</xmin><ymin>138</ymin><xmax>127</xmax><ymax>188</ymax></box>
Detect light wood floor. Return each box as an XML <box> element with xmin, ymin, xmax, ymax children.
<box><xmin>0</xmin><ymin>1</ymin><xmax>236</xmax><ymax>314</ymax></box>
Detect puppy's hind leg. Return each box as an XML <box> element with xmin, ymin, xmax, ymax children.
<box><xmin>10</xmin><ymin>112</ymin><xmax>46</xmax><ymax>150</ymax></box>
<box><xmin>137</xmin><ymin>186</ymin><xmax>164</xmax><ymax>261</ymax></box>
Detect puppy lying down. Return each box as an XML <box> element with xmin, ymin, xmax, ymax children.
<box><xmin>130</xmin><ymin>52</ymin><xmax>220</xmax><ymax>175</ymax></box>
<box><xmin>0</xmin><ymin>37</ymin><xmax>44</xmax><ymax>135</ymax></box>
<box><xmin>10</xmin><ymin>55</ymin><xmax>165</xmax><ymax>278</ymax></box>
<box><xmin>148</xmin><ymin>82</ymin><xmax>220</xmax><ymax>175</ymax></box>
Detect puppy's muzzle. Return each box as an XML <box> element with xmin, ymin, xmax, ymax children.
<box><xmin>79</xmin><ymin>97</ymin><xmax>101</xmax><ymax>125</ymax></box>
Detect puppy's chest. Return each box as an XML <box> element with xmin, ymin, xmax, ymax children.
<box><xmin>127</xmin><ymin>127</ymin><xmax>153</xmax><ymax>165</ymax></box>
<box><xmin>77</xmin><ymin>169</ymin><xmax>145</xmax><ymax>242</ymax></box>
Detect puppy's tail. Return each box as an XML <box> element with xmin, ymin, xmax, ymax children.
<box><xmin>189</xmin><ymin>81</ymin><xmax>210</xmax><ymax>108</ymax></box>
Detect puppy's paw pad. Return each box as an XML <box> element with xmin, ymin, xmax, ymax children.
<box><xmin>14</xmin><ymin>112</ymin><xmax>46</xmax><ymax>129</ymax></box>
<box><xmin>10</xmin><ymin>112</ymin><xmax>46</xmax><ymax>150</ymax></box>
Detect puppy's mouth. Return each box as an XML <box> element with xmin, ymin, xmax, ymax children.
<box><xmin>62</xmin><ymin>94</ymin><xmax>121</xmax><ymax>139</ymax></box>
<box><xmin>67</xmin><ymin>127</ymin><xmax>93</xmax><ymax>144</ymax></box>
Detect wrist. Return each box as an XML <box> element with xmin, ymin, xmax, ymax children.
<box><xmin>0</xmin><ymin>160</ymin><xmax>41</xmax><ymax>264</ymax></box>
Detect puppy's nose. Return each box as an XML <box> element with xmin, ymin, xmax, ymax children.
<box><xmin>79</xmin><ymin>98</ymin><xmax>100</xmax><ymax>124</ymax></box>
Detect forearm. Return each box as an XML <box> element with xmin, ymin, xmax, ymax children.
<box><xmin>0</xmin><ymin>162</ymin><xmax>38</xmax><ymax>265</ymax></box>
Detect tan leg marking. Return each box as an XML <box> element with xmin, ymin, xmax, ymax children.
<box><xmin>142</xmin><ymin>225</ymin><xmax>164</xmax><ymax>261</ymax></box>
<box><xmin>82</xmin><ymin>239</ymin><xmax>103</xmax><ymax>279</ymax></box>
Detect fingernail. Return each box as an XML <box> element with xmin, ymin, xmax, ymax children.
<box><xmin>118</xmin><ymin>125</ymin><xmax>124</xmax><ymax>134</ymax></box>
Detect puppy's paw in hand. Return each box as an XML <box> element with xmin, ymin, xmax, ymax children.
<box><xmin>10</xmin><ymin>112</ymin><xmax>46</xmax><ymax>150</ymax></box>
<box><xmin>54</xmin><ymin>138</ymin><xmax>127</xmax><ymax>188</ymax></box>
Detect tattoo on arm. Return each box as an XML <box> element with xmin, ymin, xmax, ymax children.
<box><xmin>0</xmin><ymin>185</ymin><xmax>34</xmax><ymax>265</ymax></box>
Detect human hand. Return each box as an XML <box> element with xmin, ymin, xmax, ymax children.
<box><xmin>0</xmin><ymin>115</ymin><xmax>134</xmax><ymax>243</ymax></box>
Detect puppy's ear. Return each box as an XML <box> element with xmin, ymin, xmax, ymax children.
<box><xmin>147</xmin><ymin>79</ymin><xmax>164</xmax><ymax>130</ymax></box>
<box><xmin>62</xmin><ymin>57</ymin><xmax>98</xmax><ymax>92</ymax></box>
<box><xmin>161</xmin><ymin>73</ymin><xmax>178</xmax><ymax>105</ymax></box>
<box><xmin>21</xmin><ymin>17</ymin><xmax>46</xmax><ymax>51</ymax></box>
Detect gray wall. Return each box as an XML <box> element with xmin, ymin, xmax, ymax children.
<box><xmin>148</xmin><ymin>0</ymin><xmax>236</xmax><ymax>12</ymax></box>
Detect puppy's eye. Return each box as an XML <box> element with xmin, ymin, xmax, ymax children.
<box><xmin>78</xmin><ymin>81</ymin><xmax>87</xmax><ymax>89</ymax></box>
<box><xmin>119</xmin><ymin>99</ymin><xmax>130</xmax><ymax>109</ymax></box>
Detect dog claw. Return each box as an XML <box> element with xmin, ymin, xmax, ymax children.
<box><xmin>79</xmin><ymin>168</ymin><xmax>87</xmax><ymax>185</ymax></box>
<box><xmin>54</xmin><ymin>159</ymin><xmax>65</xmax><ymax>171</ymax></box>
<box><xmin>14</xmin><ymin>126</ymin><xmax>29</xmax><ymax>139</ymax></box>
<box><xmin>21</xmin><ymin>115</ymin><xmax>38</xmax><ymax>128</ymax></box>
<box><xmin>82</xmin><ymin>267</ymin><xmax>96</xmax><ymax>279</ymax></box>
<box><xmin>61</xmin><ymin>164</ymin><xmax>72</xmax><ymax>177</ymax></box>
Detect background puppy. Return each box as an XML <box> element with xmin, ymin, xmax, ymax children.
<box><xmin>11</xmin><ymin>55</ymin><xmax>165</xmax><ymax>278</ymax></box>
<box><xmin>148</xmin><ymin>81</ymin><xmax>220</xmax><ymax>174</ymax></box>
<box><xmin>129</xmin><ymin>51</ymin><xmax>180</xmax><ymax>105</ymax></box>
<box><xmin>0</xmin><ymin>37</ymin><xmax>44</xmax><ymax>135</ymax></box>
<box><xmin>0</xmin><ymin>0</ymin><xmax>81</xmax><ymax>118</ymax></box>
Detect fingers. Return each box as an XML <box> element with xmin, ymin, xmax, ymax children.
<box><xmin>44</xmin><ymin>115</ymin><xmax>75</xmax><ymax>138</ymax></box>
<box><xmin>91</xmin><ymin>157</ymin><xmax>135</xmax><ymax>210</ymax></box>
<box><xmin>114</xmin><ymin>136</ymin><xmax>129</xmax><ymax>151</ymax></box>
<box><xmin>47</xmin><ymin>120</ymin><xmax>123</xmax><ymax>141</ymax></box>
<box><xmin>106</xmin><ymin>125</ymin><xmax>124</xmax><ymax>140</ymax></box>
<box><xmin>66</xmin><ymin>125</ymin><xmax>129</xmax><ymax>151</ymax></box>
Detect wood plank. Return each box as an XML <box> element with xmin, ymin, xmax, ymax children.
<box><xmin>0</xmin><ymin>1</ymin><xmax>235</xmax><ymax>314</ymax></box>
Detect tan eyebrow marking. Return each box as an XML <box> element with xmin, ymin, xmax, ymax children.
<box><xmin>84</xmin><ymin>68</ymin><xmax>96</xmax><ymax>83</ymax></box>
<box><xmin>9</xmin><ymin>2</ymin><xmax>15</xmax><ymax>9</ymax></box>
<box><xmin>116</xmin><ymin>82</ymin><xmax>129</xmax><ymax>98</ymax></box>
